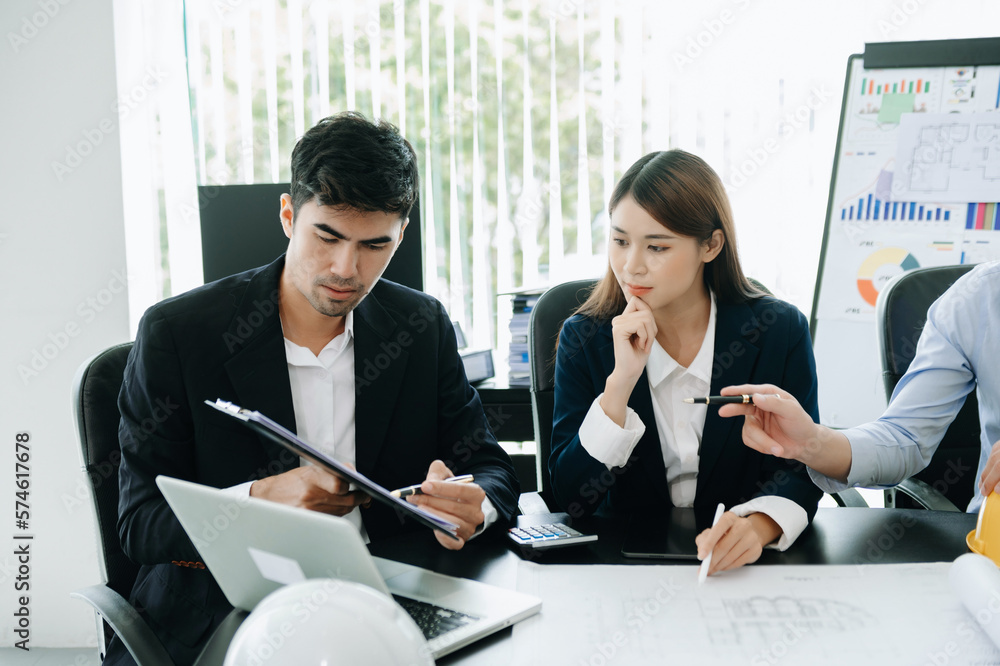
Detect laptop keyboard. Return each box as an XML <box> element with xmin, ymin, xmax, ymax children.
<box><xmin>392</xmin><ymin>595</ymin><xmax>480</xmax><ymax>640</ymax></box>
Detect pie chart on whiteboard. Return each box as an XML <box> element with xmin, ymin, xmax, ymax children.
<box><xmin>856</xmin><ymin>247</ymin><xmax>920</xmax><ymax>307</ymax></box>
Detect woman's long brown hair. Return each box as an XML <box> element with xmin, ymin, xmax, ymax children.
<box><xmin>577</xmin><ymin>150</ymin><xmax>761</xmax><ymax>321</ymax></box>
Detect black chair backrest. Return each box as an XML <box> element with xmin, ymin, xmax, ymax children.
<box><xmin>875</xmin><ymin>265</ymin><xmax>980</xmax><ymax>510</ymax></box>
<box><xmin>528</xmin><ymin>279</ymin><xmax>597</xmax><ymax>505</ymax></box>
<box><xmin>73</xmin><ymin>342</ymin><xmax>137</xmax><ymax>598</ymax></box>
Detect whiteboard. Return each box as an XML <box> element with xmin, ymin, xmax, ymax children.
<box><xmin>812</xmin><ymin>44</ymin><xmax>1000</xmax><ymax>428</ymax></box>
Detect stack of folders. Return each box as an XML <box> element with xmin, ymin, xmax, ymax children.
<box><xmin>508</xmin><ymin>293</ymin><xmax>541</xmax><ymax>387</ymax></box>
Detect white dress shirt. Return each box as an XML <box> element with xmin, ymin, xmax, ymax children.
<box><xmin>577</xmin><ymin>293</ymin><xmax>807</xmax><ymax>550</ymax></box>
<box><xmin>283</xmin><ymin>311</ymin><xmax>366</xmax><ymax>538</ymax></box>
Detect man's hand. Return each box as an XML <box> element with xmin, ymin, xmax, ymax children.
<box><xmin>407</xmin><ymin>460</ymin><xmax>486</xmax><ymax>550</ymax></box>
<box><xmin>695</xmin><ymin>512</ymin><xmax>779</xmax><ymax>576</ymax></box>
<box><xmin>250</xmin><ymin>466</ymin><xmax>370</xmax><ymax>517</ymax></box>
<box><xmin>980</xmin><ymin>440</ymin><xmax>1000</xmax><ymax>497</ymax></box>
<box><xmin>716</xmin><ymin>384</ymin><xmax>853</xmax><ymax>481</ymax></box>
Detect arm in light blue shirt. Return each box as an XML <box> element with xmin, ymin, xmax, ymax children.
<box><xmin>810</xmin><ymin>264</ymin><xmax>993</xmax><ymax>505</ymax></box>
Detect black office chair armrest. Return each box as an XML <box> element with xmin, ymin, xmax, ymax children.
<box><xmin>192</xmin><ymin>609</ymin><xmax>248</xmax><ymax>666</ymax></box>
<box><xmin>71</xmin><ymin>584</ymin><xmax>176</xmax><ymax>666</ymax></box>
<box><xmin>885</xmin><ymin>479</ymin><xmax>962</xmax><ymax>512</ymax></box>
<box><xmin>829</xmin><ymin>489</ymin><xmax>869</xmax><ymax>508</ymax></box>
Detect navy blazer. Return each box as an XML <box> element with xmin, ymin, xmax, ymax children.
<box><xmin>548</xmin><ymin>296</ymin><xmax>822</xmax><ymax>527</ymax></box>
<box><xmin>110</xmin><ymin>255</ymin><xmax>519</xmax><ymax>666</ymax></box>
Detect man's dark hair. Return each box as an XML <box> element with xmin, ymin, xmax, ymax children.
<box><xmin>289</xmin><ymin>111</ymin><xmax>419</xmax><ymax>220</ymax></box>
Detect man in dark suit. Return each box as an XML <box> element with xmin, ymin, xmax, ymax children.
<box><xmin>110</xmin><ymin>112</ymin><xmax>519</xmax><ymax>666</ymax></box>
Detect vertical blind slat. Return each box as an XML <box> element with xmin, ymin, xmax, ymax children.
<box><xmin>314</xmin><ymin>0</ymin><xmax>331</xmax><ymax>120</ymax></box>
<box><xmin>341</xmin><ymin>0</ymin><xmax>356</xmax><ymax>111</ymax></box>
<box><xmin>575</xmin><ymin>3</ymin><xmax>591</xmax><ymax>257</ymax></box>
<box><xmin>548</xmin><ymin>16</ymin><xmax>563</xmax><ymax>274</ymax></box>
<box><xmin>234</xmin><ymin>11</ymin><xmax>254</xmax><ymax>182</ymax></box>
<box><xmin>419</xmin><ymin>0</ymin><xmax>437</xmax><ymax>293</ymax></box>
<box><xmin>494</xmin><ymin>0</ymin><xmax>513</xmax><ymax>295</ymax></box>
<box><xmin>262</xmin><ymin>1</ymin><xmax>280</xmax><ymax>182</ymax></box>
<box><xmin>446</xmin><ymin>0</ymin><xmax>465</xmax><ymax>322</ymax></box>
<box><xmin>369</xmin><ymin>0</ymin><xmax>382</xmax><ymax>119</ymax></box>
<box><xmin>469</xmin><ymin>0</ymin><xmax>491</xmax><ymax>348</ymax></box>
<box><xmin>394</xmin><ymin>1</ymin><xmax>406</xmax><ymax>134</ymax></box>
<box><xmin>620</xmin><ymin>4</ymin><xmax>642</xmax><ymax>166</ymax></box>
<box><xmin>599</xmin><ymin>0</ymin><xmax>614</xmax><ymax>233</ymax></box>
<box><xmin>208</xmin><ymin>20</ymin><xmax>226</xmax><ymax>182</ymax></box>
<box><xmin>520</xmin><ymin>0</ymin><xmax>539</xmax><ymax>285</ymax></box>
<box><xmin>185</xmin><ymin>2</ymin><xmax>206</xmax><ymax>183</ymax></box>
<box><xmin>288</xmin><ymin>0</ymin><xmax>306</xmax><ymax>137</ymax></box>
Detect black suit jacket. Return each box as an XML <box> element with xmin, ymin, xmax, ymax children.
<box><xmin>111</xmin><ymin>255</ymin><xmax>518</xmax><ymax>665</ymax></box>
<box><xmin>548</xmin><ymin>296</ymin><xmax>822</xmax><ymax>527</ymax></box>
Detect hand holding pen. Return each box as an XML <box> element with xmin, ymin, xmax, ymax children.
<box><xmin>390</xmin><ymin>473</ymin><xmax>475</xmax><ymax>498</ymax></box>
<box><xmin>715</xmin><ymin>384</ymin><xmax>853</xmax><ymax>481</ymax></box>
<box><xmin>683</xmin><ymin>394</ymin><xmax>781</xmax><ymax>405</ymax></box>
<box><xmin>401</xmin><ymin>461</ymin><xmax>486</xmax><ymax>551</ymax></box>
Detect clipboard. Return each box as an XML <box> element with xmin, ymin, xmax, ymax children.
<box><xmin>204</xmin><ymin>399</ymin><xmax>460</xmax><ymax>540</ymax></box>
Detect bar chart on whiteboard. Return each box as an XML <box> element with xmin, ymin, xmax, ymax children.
<box><xmin>816</xmin><ymin>61</ymin><xmax>1000</xmax><ymax>324</ymax></box>
<box><xmin>812</xmin><ymin>46</ymin><xmax>1000</xmax><ymax>426</ymax></box>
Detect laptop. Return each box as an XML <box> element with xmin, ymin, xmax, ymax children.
<box><xmin>156</xmin><ymin>476</ymin><xmax>541</xmax><ymax>658</ymax></box>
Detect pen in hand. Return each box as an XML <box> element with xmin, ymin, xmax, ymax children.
<box><xmin>390</xmin><ymin>474</ymin><xmax>475</xmax><ymax>498</ymax></box>
<box><xmin>683</xmin><ymin>394</ymin><xmax>780</xmax><ymax>405</ymax></box>
<box><xmin>698</xmin><ymin>503</ymin><xmax>726</xmax><ymax>584</ymax></box>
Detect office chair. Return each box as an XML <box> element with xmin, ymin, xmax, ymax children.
<box><xmin>522</xmin><ymin>278</ymin><xmax>866</xmax><ymax>514</ymax></box>
<box><xmin>875</xmin><ymin>264</ymin><xmax>981</xmax><ymax>511</ymax></box>
<box><xmin>70</xmin><ymin>343</ymin><xmax>241</xmax><ymax>666</ymax></box>
<box><xmin>522</xmin><ymin>279</ymin><xmax>598</xmax><ymax>512</ymax></box>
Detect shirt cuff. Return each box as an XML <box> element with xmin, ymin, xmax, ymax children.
<box><xmin>222</xmin><ymin>480</ymin><xmax>255</xmax><ymax>498</ymax></box>
<box><xmin>469</xmin><ymin>495</ymin><xmax>498</xmax><ymax>540</ymax></box>
<box><xmin>728</xmin><ymin>495</ymin><xmax>808</xmax><ymax>551</ymax></box>
<box><xmin>578</xmin><ymin>394</ymin><xmax>646</xmax><ymax>469</ymax></box>
<box><xmin>806</xmin><ymin>428</ymin><xmax>886</xmax><ymax>493</ymax></box>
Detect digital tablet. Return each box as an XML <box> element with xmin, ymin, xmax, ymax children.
<box><xmin>620</xmin><ymin>506</ymin><xmax>701</xmax><ymax>560</ymax></box>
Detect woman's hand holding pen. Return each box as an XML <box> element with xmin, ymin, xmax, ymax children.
<box><xmin>695</xmin><ymin>512</ymin><xmax>780</xmax><ymax>576</ymax></box>
<box><xmin>406</xmin><ymin>460</ymin><xmax>486</xmax><ymax>551</ymax></box>
<box><xmin>717</xmin><ymin>384</ymin><xmax>852</xmax><ymax>481</ymax></box>
<box><xmin>602</xmin><ymin>296</ymin><xmax>657</xmax><ymax>427</ymax></box>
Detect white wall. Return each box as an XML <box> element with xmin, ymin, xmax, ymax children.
<box><xmin>0</xmin><ymin>0</ymin><xmax>126</xmax><ymax>649</ymax></box>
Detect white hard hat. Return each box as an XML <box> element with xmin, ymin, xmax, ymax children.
<box><xmin>224</xmin><ymin>578</ymin><xmax>433</xmax><ymax>666</ymax></box>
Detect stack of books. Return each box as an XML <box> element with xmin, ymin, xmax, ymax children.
<box><xmin>508</xmin><ymin>293</ymin><xmax>541</xmax><ymax>387</ymax></box>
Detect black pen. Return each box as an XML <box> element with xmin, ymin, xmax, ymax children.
<box><xmin>682</xmin><ymin>394</ymin><xmax>779</xmax><ymax>405</ymax></box>
<box><xmin>390</xmin><ymin>474</ymin><xmax>475</xmax><ymax>498</ymax></box>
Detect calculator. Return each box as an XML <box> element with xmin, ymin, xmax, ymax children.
<box><xmin>507</xmin><ymin>522</ymin><xmax>598</xmax><ymax>550</ymax></box>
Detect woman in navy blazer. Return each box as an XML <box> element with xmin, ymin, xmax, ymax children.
<box><xmin>549</xmin><ymin>150</ymin><xmax>821</xmax><ymax>575</ymax></box>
